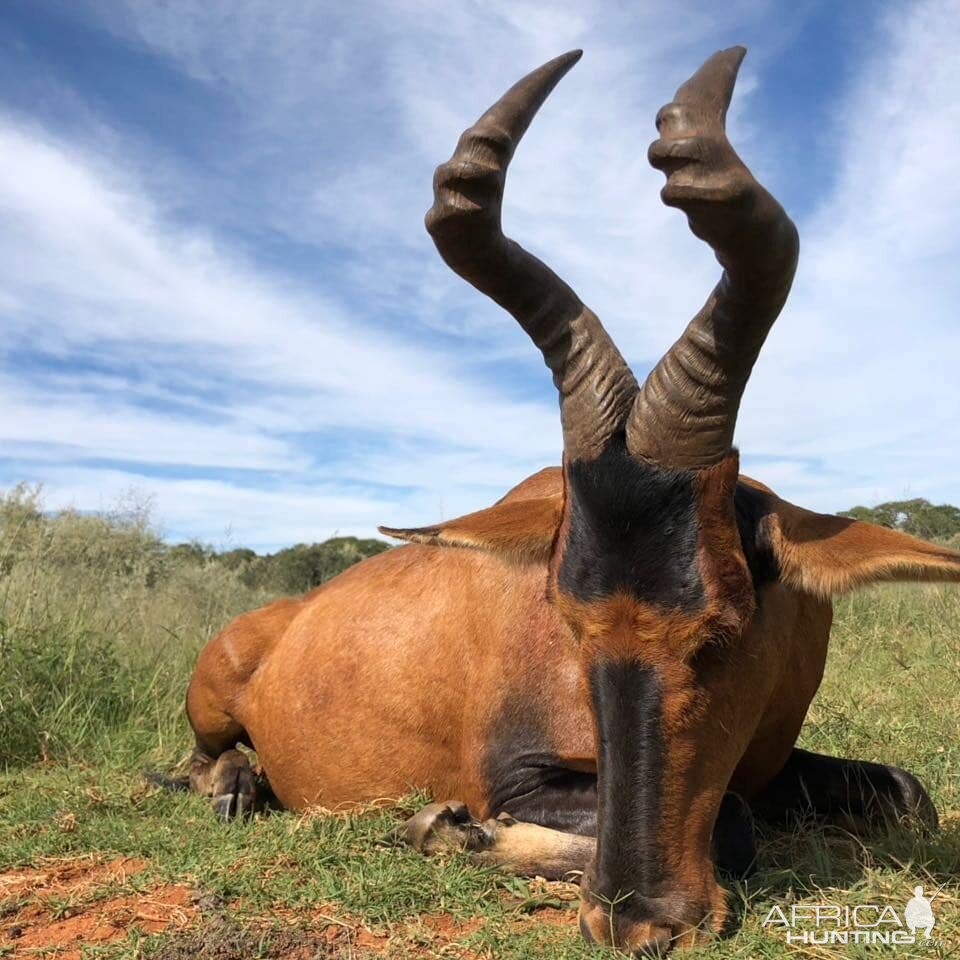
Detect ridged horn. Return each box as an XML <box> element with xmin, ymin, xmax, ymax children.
<box><xmin>425</xmin><ymin>51</ymin><xmax>639</xmax><ymax>463</ymax></box>
<box><xmin>628</xmin><ymin>46</ymin><xmax>799</xmax><ymax>468</ymax></box>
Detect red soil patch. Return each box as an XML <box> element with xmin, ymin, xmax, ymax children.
<box><xmin>0</xmin><ymin>854</ymin><xmax>147</xmax><ymax>900</ymax></box>
<box><xmin>1</xmin><ymin>857</ymin><xmax>579</xmax><ymax>958</ymax></box>
<box><xmin>0</xmin><ymin>855</ymin><xmax>195</xmax><ymax>957</ymax></box>
<box><xmin>510</xmin><ymin>904</ymin><xmax>574</xmax><ymax>928</ymax></box>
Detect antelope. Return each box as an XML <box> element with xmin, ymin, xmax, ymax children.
<box><xmin>179</xmin><ymin>48</ymin><xmax>960</xmax><ymax>955</ymax></box>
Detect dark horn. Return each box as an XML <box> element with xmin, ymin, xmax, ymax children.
<box><xmin>426</xmin><ymin>52</ymin><xmax>639</xmax><ymax>463</ymax></box>
<box><xmin>627</xmin><ymin>46</ymin><xmax>799</xmax><ymax>468</ymax></box>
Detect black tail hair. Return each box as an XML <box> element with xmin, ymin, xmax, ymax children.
<box><xmin>143</xmin><ymin>770</ymin><xmax>190</xmax><ymax>792</ymax></box>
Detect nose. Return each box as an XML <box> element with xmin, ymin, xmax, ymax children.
<box><xmin>580</xmin><ymin>909</ymin><xmax>674</xmax><ymax>956</ymax></box>
<box><xmin>577</xmin><ymin>888</ymin><xmax>723</xmax><ymax>956</ymax></box>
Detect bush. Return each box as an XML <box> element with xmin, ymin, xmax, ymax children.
<box><xmin>240</xmin><ymin>537</ymin><xmax>390</xmax><ymax>594</ymax></box>
<box><xmin>0</xmin><ymin>622</ymin><xmax>138</xmax><ymax>764</ymax></box>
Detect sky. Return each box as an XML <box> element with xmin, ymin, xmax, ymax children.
<box><xmin>1</xmin><ymin>0</ymin><xmax>958</xmax><ymax>551</ymax></box>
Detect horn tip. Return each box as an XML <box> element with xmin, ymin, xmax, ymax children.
<box><xmin>487</xmin><ymin>49</ymin><xmax>583</xmax><ymax>132</ymax></box>
<box><xmin>545</xmin><ymin>48</ymin><xmax>583</xmax><ymax>77</ymax></box>
<box><xmin>711</xmin><ymin>45</ymin><xmax>747</xmax><ymax>69</ymax></box>
<box><xmin>727</xmin><ymin>44</ymin><xmax>747</xmax><ymax>65</ymax></box>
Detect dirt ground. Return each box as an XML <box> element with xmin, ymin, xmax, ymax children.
<box><xmin>0</xmin><ymin>855</ymin><xmax>578</xmax><ymax>958</ymax></box>
<box><xmin>0</xmin><ymin>855</ymin><xmax>190</xmax><ymax>956</ymax></box>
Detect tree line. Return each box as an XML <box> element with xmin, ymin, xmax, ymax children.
<box><xmin>0</xmin><ymin>484</ymin><xmax>388</xmax><ymax>598</ymax></box>
<box><xmin>166</xmin><ymin>537</ymin><xmax>390</xmax><ymax>595</ymax></box>
<box><xmin>839</xmin><ymin>497</ymin><xmax>960</xmax><ymax>544</ymax></box>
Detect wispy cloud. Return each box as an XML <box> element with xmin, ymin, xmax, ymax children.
<box><xmin>0</xmin><ymin>112</ymin><xmax>562</xmax><ymax>539</ymax></box>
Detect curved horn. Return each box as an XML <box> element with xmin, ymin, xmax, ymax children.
<box><xmin>426</xmin><ymin>52</ymin><xmax>638</xmax><ymax>463</ymax></box>
<box><xmin>627</xmin><ymin>47</ymin><xmax>799</xmax><ymax>468</ymax></box>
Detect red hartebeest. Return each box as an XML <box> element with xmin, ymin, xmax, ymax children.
<box><xmin>179</xmin><ymin>49</ymin><xmax>960</xmax><ymax>954</ymax></box>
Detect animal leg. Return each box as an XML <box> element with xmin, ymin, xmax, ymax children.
<box><xmin>401</xmin><ymin>800</ymin><xmax>595</xmax><ymax>880</ymax></box>
<box><xmin>189</xmin><ymin>748</ymin><xmax>260</xmax><ymax>820</ymax></box>
<box><xmin>185</xmin><ymin>665</ymin><xmax>273</xmax><ymax>820</ymax></box>
<box><xmin>751</xmin><ymin>747</ymin><xmax>938</xmax><ymax>830</ymax></box>
<box><xmin>713</xmin><ymin>792</ymin><xmax>757</xmax><ymax>879</ymax></box>
<box><xmin>487</xmin><ymin>768</ymin><xmax>757</xmax><ymax>879</ymax></box>
<box><xmin>401</xmin><ymin>793</ymin><xmax>757</xmax><ymax>883</ymax></box>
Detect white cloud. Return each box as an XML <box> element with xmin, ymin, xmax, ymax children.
<box><xmin>0</xmin><ymin>111</ymin><xmax>565</xmax><ymax>542</ymax></box>
<box><xmin>0</xmin><ymin>118</ymin><xmax>561</xmax><ymax>443</ymax></box>
<box><xmin>737</xmin><ymin>0</ymin><xmax>960</xmax><ymax>510</ymax></box>
<box><xmin>0</xmin><ymin>375</ymin><xmax>304</xmax><ymax>471</ymax></box>
<box><xmin>19</xmin><ymin>465</ymin><xmax>404</xmax><ymax>552</ymax></box>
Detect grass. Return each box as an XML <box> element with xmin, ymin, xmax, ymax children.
<box><xmin>0</xmin><ymin>490</ymin><xmax>958</xmax><ymax>957</ymax></box>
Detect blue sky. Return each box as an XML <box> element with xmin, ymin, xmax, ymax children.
<box><xmin>1</xmin><ymin>0</ymin><xmax>958</xmax><ymax>551</ymax></box>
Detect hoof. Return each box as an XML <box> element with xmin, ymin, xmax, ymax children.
<box><xmin>401</xmin><ymin>800</ymin><xmax>495</xmax><ymax>855</ymax></box>
<box><xmin>204</xmin><ymin>750</ymin><xmax>257</xmax><ymax>821</ymax></box>
<box><xmin>882</xmin><ymin>766</ymin><xmax>939</xmax><ymax>831</ymax></box>
<box><xmin>212</xmin><ymin>792</ymin><xmax>238</xmax><ymax>821</ymax></box>
<box><xmin>210</xmin><ymin>782</ymin><xmax>257</xmax><ymax>821</ymax></box>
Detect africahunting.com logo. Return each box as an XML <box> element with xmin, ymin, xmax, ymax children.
<box><xmin>762</xmin><ymin>887</ymin><xmax>943</xmax><ymax>947</ymax></box>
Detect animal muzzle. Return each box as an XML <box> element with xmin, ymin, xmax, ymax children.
<box><xmin>581</xmin><ymin>657</ymin><xmax>729</xmax><ymax>954</ymax></box>
<box><xmin>577</xmin><ymin>884</ymin><xmax>726</xmax><ymax>955</ymax></box>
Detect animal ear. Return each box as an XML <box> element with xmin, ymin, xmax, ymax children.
<box><xmin>379</xmin><ymin>495</ymin><xmax>561</xmax><ymax>564</ymax></box>
<box><xmin>758</xmin><ymin>489</ymin><xmax>960</xmax><ymax>598</ymax></box>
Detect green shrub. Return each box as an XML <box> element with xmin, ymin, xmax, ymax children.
<box><xmin>840</xmin><ymin>497</ymin><xmax>960</xmax><ymax>540</ymax></box>
<box><xmin>239</xmin><ymin>537</ymin><xmax>390</xmax><ymax>594</ymax></box>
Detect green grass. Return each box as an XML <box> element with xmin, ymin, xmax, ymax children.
<box><xmin>1</xmin><ymin>492</ymin><xmax>958</xmax><ymax>957</ymax></box>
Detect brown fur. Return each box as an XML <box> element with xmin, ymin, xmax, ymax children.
<box><xmin>741</xmin><ymin>478</ymin><xmax>960</xmax><ymax>597</ymax></box>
